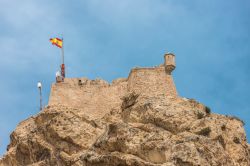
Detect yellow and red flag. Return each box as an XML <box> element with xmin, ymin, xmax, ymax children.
<box><xmin>50</xmin><ymin>38</ymin><xmax>63</xmax><ymax>48</ymax></box>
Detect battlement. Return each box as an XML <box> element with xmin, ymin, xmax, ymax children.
<box><xmin>48</xmin><ymin>54</ymin><xmax>178</xmax><ymax>119</ymax></box>
<box><xmin>127</xmin><ymin>66</ymin><xmax>177</xmax><ymax>96</ymax></box>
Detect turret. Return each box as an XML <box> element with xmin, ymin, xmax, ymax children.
<box><xmin>164</xmin><ymin>53</ymin><xmax>176</xmax><ymax>74</ymax></box>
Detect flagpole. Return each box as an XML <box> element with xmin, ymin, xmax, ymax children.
<box><xmin>39</xmin><ymin>86</ymin><xmax>42</xmax><ymax>111</ymax></box>
<box><xmin>61</xmin><ymin>37</ymin><xmax>65</xmax><ymax>78</ymax></box>
<box><xmin>50</xmin><ymin>36</ymin><xmax>65</xmax><ymax>82</ymax></box>
<box><xmin>37</xmin><ymin>82</ymin><xmax>42</xmax><ymax>111</ymax></box>
<box><xmin>62</xmin><ymin>37</ymin><xmax>64</xmax><ymax>64</ymax></box>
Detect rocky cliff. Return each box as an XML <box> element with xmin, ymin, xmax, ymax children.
<box><xmin>0</xmin><ymin>58</ymin><xmax>249</xmax><ymax>166</ymax></box>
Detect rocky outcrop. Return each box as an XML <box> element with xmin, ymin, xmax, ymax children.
<box><xmin>1</xmin><ymin>92</ymin><xmax>249</xmax><ymax>166</ymax></box>
<box><xmin>48</xmin><ymin>65</ymin><xmax>177</xmax><ymax>119</ymax></box>
<box><xmin>0</xmin><ymin>55</ymin><xmax>249</xmax><ymax>165</ymax></box>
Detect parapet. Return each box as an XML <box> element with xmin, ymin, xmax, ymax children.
<box><xmin>48</xmin><ymin>53</ymin><xmax>178</xmax><ymax>118</ymax></box>
<box><xmin>127</xmin><ymin>66</ymin><xmax>177</xmax><ymax>97</ymax></box>
<box><xmin>49</xmin><ymin>77</ymin><xmax>128</xmax><ymax>119</ymax></box>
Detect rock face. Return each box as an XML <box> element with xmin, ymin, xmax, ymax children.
<box><xmin>48</xmin><ymin>66</ymin><xmax>177</xmax><ymax>119</ymax></box>
<box><xmin>1</xmin><ymin>55</ymin><xmax>250</xmax><ymax>166</ymax></box>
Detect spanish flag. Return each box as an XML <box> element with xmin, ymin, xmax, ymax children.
<box><xmin>50</xmin><ymin>38</ymin><xmax>63</xmax><ymax>48</ymax></box>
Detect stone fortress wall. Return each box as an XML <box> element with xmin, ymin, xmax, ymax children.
<box><xmin>48</xmin><ymin>53</ymin><xmax>177</xmax><ymax>119</ymax></box>
<box><xmin>49</xmin><ymin>78</ymin><xmax>128</xmax><ymax>119</ymax></box>
<box><xmin>127</xmin><ymin>66</ymin><xmax>177</xmax><ymax>97</ymax></box>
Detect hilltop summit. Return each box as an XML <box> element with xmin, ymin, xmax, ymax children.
<box><xmin>1</xmin><ymin>54</ymin><xmax>249</xmax><ymax>166</ymax></box>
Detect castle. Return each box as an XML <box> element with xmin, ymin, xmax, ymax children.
<box><xmin>48</xmin><ymin>53</ymin><xmax>177</xmax><ymax>119</ymax></box>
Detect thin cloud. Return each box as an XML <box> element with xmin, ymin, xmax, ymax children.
<box><xmin>0</xmin><ymin>0</ymin><xmax>250</xmax><ymax>156</ymax></box>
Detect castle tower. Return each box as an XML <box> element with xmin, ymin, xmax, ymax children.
<box><xmin>164</xmin><ymin>53</ymin><xmax>176</xmax><ymax>74</ymax></box>
<box><xmin>126</xmin><ymin>53</ymin><xmax>178</xmax><ymax>97</ymax></box>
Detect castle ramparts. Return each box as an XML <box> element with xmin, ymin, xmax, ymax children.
<box><xmin>48</xmin><ymin>53</ymin><xmax>177</xmax><ymax>119</ymax></box>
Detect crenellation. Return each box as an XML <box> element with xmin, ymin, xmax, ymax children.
<box><xmin>48</xmin><ymin>54</ymin><xmax>178</xmax><ymax>118</ymax></box>
<box><xmin>127</xmin><ymin>66</ymin><xmax>177</xmax><ymax>97</ymax></box>
<box><xmin>111</xmin><ymin>78</ymin><xmax>127</xmax><ymax>85</ymax></box>
<box><xmin>3</xmin><ymin>52</ymin><xmax>250</xmax><ymax>166</ymax></box>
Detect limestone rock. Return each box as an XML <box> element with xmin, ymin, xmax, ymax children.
<box><xmin>1</xmin><ymin>93</ymin><xmax>249</xmax><ymax>166</ymax></box>
<box><xmin>0</xmin><ymin>58</ymin><xmax>249</xmax><ymax>165</ymax></box>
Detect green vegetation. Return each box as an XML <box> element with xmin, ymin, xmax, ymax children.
<box><xmin>205</xmin><ymin>106</ymin><xmax>211</xmax><ymax>114</ymax></box>
<box><xmin>216</xmin><ymin>135</ymin><xmax>226</xmax><ymax>149</ymax></box>
<box><xmin>233</xmin><ymin>137</ymin><xmax>240</xmax><ymax>144</ymax></box>
<box><xmin>196</xmin><ymin>127</ymin><xmax>211</xmax><ymax>136</ymax></box>
<box><xmin>227</xmin><ymin>115</ymin><xmax>245</xmax><ymax>126</ymax></box>
<box><xmin>221</xmin><ymin>124</ymin><xmax>226</xmax><ymax>131</ymax></box>
<box><xmin>197</xmin><ymin>111</ymin><xmax>205</xmax><ymax>119</ymax></box>
<box><xmin>176</xmin><ymin>140</ymin><xmax>184</xmax><ymax>144</ymax></box>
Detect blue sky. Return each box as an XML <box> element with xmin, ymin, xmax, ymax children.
<box><xmin>0</xmin><ymin>0</ymin><xmax>249</xmax><ymax>156</ymax></box>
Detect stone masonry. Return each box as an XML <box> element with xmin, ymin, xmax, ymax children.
<box><xmin>48</xmin><ymin>53</ymin><xmax>177</xmax><ymax>119</ymax></box>
<box><xmin>1</xmin><ymin>53</ymin><xmax>250</xmax><ymax>166</ymax></box>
